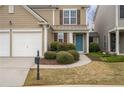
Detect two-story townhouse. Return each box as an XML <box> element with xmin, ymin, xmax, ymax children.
<box><xmin>0</xmin><ymin>5</ymin><xmax>89</xmax><ymax>57</ymax></box>
<box><xmin>94</xmin><ymin>5</ymin><xmax>124</xmax><ymax>55</ymax></box>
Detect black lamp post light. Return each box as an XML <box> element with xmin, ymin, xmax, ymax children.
<box><xmin>35</xmin><ymin>50</ymin><xmax>40</xmax><ymax>80</ymax></box>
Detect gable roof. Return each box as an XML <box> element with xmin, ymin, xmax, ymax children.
<box><xmin>22</xmin><ymin>5</ymin><xmax>48</xmax><ymax>24</ymax></box>
<box><xmin>93</xmin><ymin>6</ymin><xmax>99</xmax><ymax>22</ymax></box>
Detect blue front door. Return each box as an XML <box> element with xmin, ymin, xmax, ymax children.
<box><xmin>76</xmin><ymin>34</ymin><xmax>83</xmax><ymax>51</ymax></box>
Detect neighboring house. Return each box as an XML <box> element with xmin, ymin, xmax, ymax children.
<box><xmin>94</xmin><ymin>5</ymin><xmax>124</xmax><ymax>55</ymax></box>
<box><xmin>89</xmin><ymin>23</ymin><xmax>99</xmax><ymax>44</ymax></box>
<box><xmin>0</xmin><ymin>5</ymin><xmax>89</xmax><ymax>57</ymax></box>
<box><xmin>89</xmin><ymin>31</ymin><xmax>99</xmax><ymax>44</ymax></box>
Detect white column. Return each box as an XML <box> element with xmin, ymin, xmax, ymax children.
<box><xmin>86</xmin><ymin>32</ymin><xmax>89</xmax><ymax>53</ymax></box>
<box><xmin>108</xmin><ymin>32</ymin><xmax>110</xmax><ymax>52</ymax></box>
<box><xmin>115</xmin><ymin>5</ymin><xmax>118</xmax><ymax>27</ymax></box>
<box><xmin>69</xmin><ymin>32</ymin><xmax>73</xmax><ymax>43</ymax></box>
<box><xmin>43</xmin><ymin>25</ymin><xmax>48</xmax><ymax>53</ymax></box>
<box><xmin>116</xmin><ymin>30</ymin><xmax>119</xmax><ymax>55</ymax></box>
<box><xmin>52</xmin><ymin>9</ymin><xmax>55</xmax><ymax>25</ymax></box>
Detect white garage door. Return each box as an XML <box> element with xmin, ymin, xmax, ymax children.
<box><xmin>0</xmin><ymin>32</ymin><xmax>10</xmax><ymax>56</ymax></box>
<box><xmin>12</xmin><ymin>32</ymin><xmax>42</xmax><ymax>57</ymax></box>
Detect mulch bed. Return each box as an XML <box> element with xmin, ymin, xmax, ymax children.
<box><xmin>40</xmin><ymin>58</ymin><xmax>60</xmax><ymax>65</ymax></box>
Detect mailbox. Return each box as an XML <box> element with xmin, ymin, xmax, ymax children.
<box><xmin>35</xmin><ymin>56</ymin><xmax>40</xmax><ymax>64</ymax></box>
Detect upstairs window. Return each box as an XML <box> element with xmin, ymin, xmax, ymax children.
<box><xmin>8</xmin><ymin>5</ymin><xmax>14</xmax><ymax>14</ymax></box>
<box><xmin>120</xmin><ymin>5</ymin><xmax>124</xmax><ymax>18</ymax></box>
<box><xmin>63</xmin><ymin>9</ymin><xmax>77</xmax><ymax>25</ymax></box>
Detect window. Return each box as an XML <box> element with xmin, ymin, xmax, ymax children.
<box><xmin>110</xmin><ymin>33</ymin><xmax>116</xmax><ymax>52</ymax></box>
<box><xmin>8</xmin><ymin>5</ymin><xmax>14</xmax><ymax>13</ymax></box>
<box><xmin>58</xmin><ymin>33</ymin><xmax>64</xmax><ymax>42</ymax></box>
<box><xmin>54</xmin><ymin>33</ymin><xmax>67</xmax><ymax>43</ymax></box>
<box><xmin>104</xmin><ymin>35</ymin><xmax>107</xmax><ymax>51</ymax></box>
<box><xmin>89</xmin><ymin>37</ymin><xmax>93</xmax><ymax>43</ymax></box>
<box><xmin>120</xmin><ymin>5</ymin><xmax>124</xmax><ymax>18</ymax></box>
<box><xmin>63</xmin><ymin>9</ymin><xmax>77</xmax><ymax>25</ymax></box>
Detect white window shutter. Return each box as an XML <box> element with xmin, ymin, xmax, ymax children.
<box><xmin>8</xmin><ymin>5</ymin><xmax>14</xmax><ymax>13</ymax></box>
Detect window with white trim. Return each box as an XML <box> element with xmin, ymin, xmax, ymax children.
<box><xmin>8</xmin><ymin>5</ymin><xmax>14</xmax><ymax>13</ymax></box>
<box><xmin>58</xmin><ymin>32</ymin><xmax>64</xmax><ymax>42</ymax></box>
<box><xmin>63</xmin><ymin>9</ymin><xmax>77</xmax><ymax>25</ymax></box>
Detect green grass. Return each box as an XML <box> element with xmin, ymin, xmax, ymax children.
<box><xmin>88</xmin><ymin>52</ymin><xmax>124</xmax><ymax>62</ymax></box>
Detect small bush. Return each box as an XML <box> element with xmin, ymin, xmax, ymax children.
<box><xmin>57</xmin><ymin>43</ymin><xmax>67</xmax><ymax>51</ymax></box>
<box><xmin>44</xmin><ymin>51</ymin><xmax>56</xmax><ymax>59</ymax></box>
<box><xmin>68</xmin><ymin>50</ymin><xmax>80</xmax><ymax>61</ymax></box>
<box><xmin>50</xmin><ymin>42</ymin><xmax>60</xmax><ymax>51</ymax></box>
<box><xmin>89</xmin><ymin>43</ymin><xmax>100</xmax><ymax>52</ymax></box>
<box><xmin>56</xmin><ymin>51</ymin><xmax>74</xmax><ymax>64</ymax></box>
<box><xmin>57</xmin><ymin>43</ymin><xmax>76</xmax><ymax>51</ymax></box>
<box><xmin>50</xmin><ymin>42</ymin><xmax>76</xmax><ymax>51</ymax></box>
<box><xmin>66</xmin><ymin>43</ymin><xmax>76</xmax><ymax>50</ymax></box>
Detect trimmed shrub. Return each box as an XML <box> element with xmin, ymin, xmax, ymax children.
<box><xmin>57</xmin><ymin>43</ymin><xmax>67</xmax><ymax>51</ymax></box>
<box><xmin>50</xmin><ymin>42</ymin><xmax>76</xmax><ymax>51</ymax></box>
<box><xmin>44</xmin><ymin>51</ymin><xmax>56</xmax><ymax>59</ymax></box>
<box><xmin>66</xmin><ymin>43</ymin><xmax>76</xmax><ymax>50</ymax></box>
<box><xmin>57</xmin><ymin>43</ymin><xmax>76</xmax><ymax>51</ymax></box>
<box><xmin>89</xmin><ymin>43</ymin><xmax>100</xmax><ymax>52</ymax></box>
<box><xmin>56</xmin><ymin>51</ymin><xmax>74</xmax><ymax>64</ymax></box>
<box><xmin>50</xmin><ymin>42</ymin><xmax>60</xmax><ymax>51</ymax></box>
<box><xmin>68</xmin><ymin>50</ymin><xmax>80</xmax><ymax>61</ymax></box>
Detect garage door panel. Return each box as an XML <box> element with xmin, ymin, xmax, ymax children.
<box><xmin>0</xmin><ymin>33</ymin><xmax>10</xmax><ymax>56</ymax></box>
<box><xmin>12</xmin><ymin>33</ymin><xmax>42</xmax><ymax>57</ymax></box>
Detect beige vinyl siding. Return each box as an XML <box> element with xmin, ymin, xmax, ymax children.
<box><xmin>48</xmin><ymin>29</ymin><xmax>53</xmax><ymax>49</ymax></box>
<box><xmin>80</xmin><ymin>8</ymin><xmax>86</xmax><ymax>25</ymax></box>
<box><xmin>0</xmin><ymin>6</ymin><xmax>41</xmax><ymax>28</ymax></box>
<box><xmin>54</xmin><ymin>9</ymin><xmax>60</xmax><ymax>25</ymax></box>
<box><xmin>33</xmin><ymin>5</ymin><xmax>87</xmax><ymax>26</ymax></box>
<box><xmin>34</xmin><ymin>9</ymin><xmax>53</xmax><ymax>25</ymax></box>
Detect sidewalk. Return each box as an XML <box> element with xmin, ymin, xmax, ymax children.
<box><xmin>31</xmin><ymin>54</ymin><xmax>91</xmax><ymax>69</ymax></box>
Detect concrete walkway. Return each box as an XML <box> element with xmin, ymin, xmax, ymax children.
<box><xmin>31</xmin><ymin>54</ymin><xmax>91</xmax><ymax>69</ymax></box>
<box><xmin>0</xmin><ymin>58</ymin><xmax>34</xmax><ymax>87</ymax></box>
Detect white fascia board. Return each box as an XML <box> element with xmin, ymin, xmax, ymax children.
<box><xmin>54</xmin><ymin>31</ymin><xmax>88</xmax><ymax>33</ymax></box>
<box><xmin>108</xmin><ymin>28</ymin><xmax>117</xmax><ymax>32</ymax></box>
<box><xmin>0</xmin><ymin>29</ymin><xmax>10</xmax><ymax>33</ymax></box>
<box><xmin>22</xmin><ymin>5</ymin><xmax>47</xmax><ymax>24</ymax></box>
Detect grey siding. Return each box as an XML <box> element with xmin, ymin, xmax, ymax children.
<box><xmin>95</xmin><ymin>5</ymin><xmax>116</xmax><ymax>51</ymax></box>
<box><xmin>119</xmin><ymin>32</ymin><xmax>124</xmax><ymax>53</ymax></box>
<box><xmin>118</xmin><ymin>6</ymin><xmax>124</xmax><ymax>27</ymax></box>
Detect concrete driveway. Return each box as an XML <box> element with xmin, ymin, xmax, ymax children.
<box><xmin>0</xmin><ymin>58</ymin><xmax>34</xmax><ymax>87</ymax></box>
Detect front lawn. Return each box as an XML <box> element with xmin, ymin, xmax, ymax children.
<box><xmin>24</xmin><ymin>61</ymin><xmax>124</xmax><ymax>86</ymax></box>
<box><xmin>87</xmin><ymin>52</ymin><xmax>124</xmax><ymax>62</ymax></box>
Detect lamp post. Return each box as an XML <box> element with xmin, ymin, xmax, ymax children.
<box><xmin>35</xmin><ymin>50</ymin><xmax>40</xmax><ymax>80</ymax></box>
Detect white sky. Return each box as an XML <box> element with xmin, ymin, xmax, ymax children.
<box><xmin>87</xmin><ymin>5</ymin><xmax>97</xmax><ymax>28</ymax></box>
